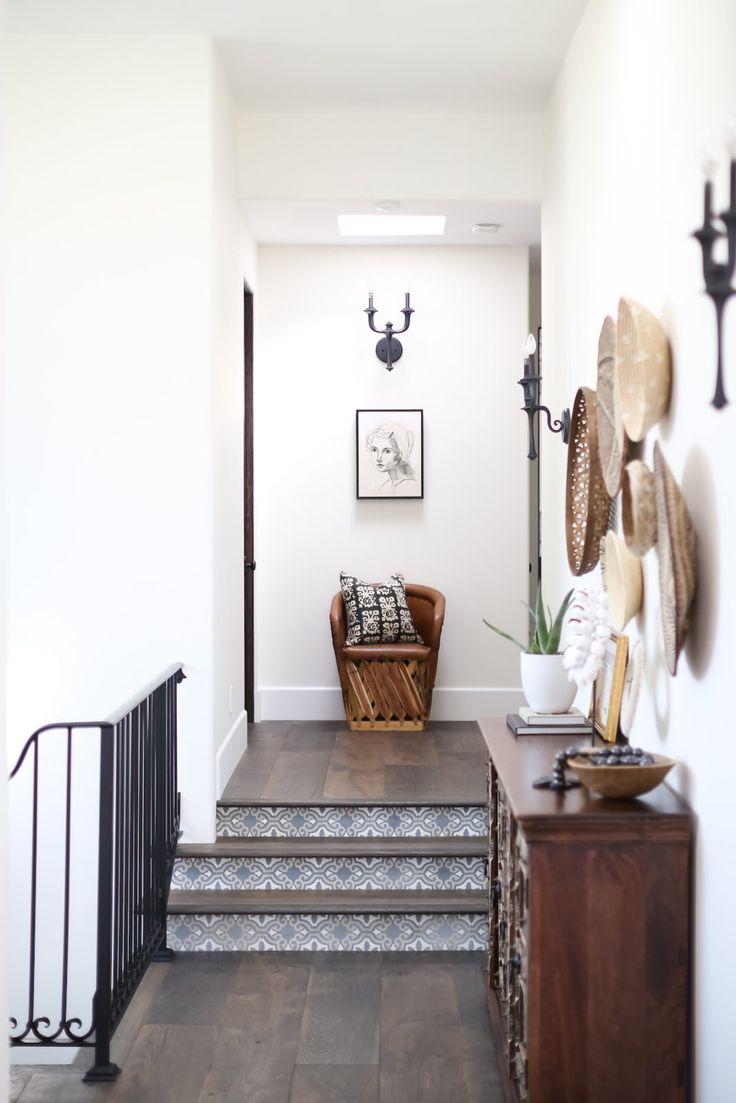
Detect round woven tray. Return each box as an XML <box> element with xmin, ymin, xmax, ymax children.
<box><xmin>566</xmin><ymin>387</ymin><xmax>612</xmax><ymax>576</ymax></box>
<box><xmin>596</xmin><ymin>315</ymin><xmax>627</xmax><ymax>497</ymax></box>
<box><xmin>654</xmin><ymin>442</ymin><xmax>697</xmax><ymax>676</ymax></box>
<box><xmin>616</xmin><ymin>297</ymin><xmax>671</xmax><ymax>442</ymax></box>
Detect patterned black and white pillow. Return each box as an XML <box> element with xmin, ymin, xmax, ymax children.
<box><xmin>340</xmin><ymin>571</ymin><xmax>424</xmax><ymax>645</ymax></box>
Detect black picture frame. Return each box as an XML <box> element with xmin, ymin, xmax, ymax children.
<box><xmin>356</xmin><ymin>409</ymin><xmax>424</xmax><ymax>499</ymax></box>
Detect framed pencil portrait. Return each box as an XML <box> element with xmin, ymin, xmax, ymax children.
<box><xmin>356</xmin><ymin>409</ymin><xmax>424</xmax><ymax>500</ymax></box>
<box><xmin>590</xmin><ymin>633</ymin><xmax>629</xmax><ymax>742</ymax></box>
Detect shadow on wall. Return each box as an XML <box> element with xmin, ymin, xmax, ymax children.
<box><xmin>650</xmin><ymin>444</ymin><xmax>717</xmax><ymax>742</ymax></box>
<box><xmin>682</xmin><ymin>445</ymin><xmax>718</xmax><ymax>680</ymax></box>
<box><xmin>651</xmin><ymin>622</ymin><xmax>671</xmax><ymax>744</ymax></box>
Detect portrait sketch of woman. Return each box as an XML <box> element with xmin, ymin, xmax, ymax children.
<box><xmin>356</xmin><ymin>409</ymin><xmax>424</xmax><ymax>499</ymax></box>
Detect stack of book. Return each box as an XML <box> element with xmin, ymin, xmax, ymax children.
<box><xmin>506</xmin><ymin>706</ymin><xmax>592</xmax><ymax>736</ymax></box>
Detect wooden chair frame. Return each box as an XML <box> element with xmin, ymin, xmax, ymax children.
<box><xmin>329</xmin><ymin>584</ymin><xmax>445</xmax><ymax>731</ymax></box>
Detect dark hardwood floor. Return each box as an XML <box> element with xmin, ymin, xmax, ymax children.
<box><xmin>10</xmin><ymin>953</ymin><xmax>503</xmax><ymax>1103</ymax></box>
<box><xmin>220</xmin><ymin>721</ymin><xmax>488</xmax><ymax>806</ymax></box>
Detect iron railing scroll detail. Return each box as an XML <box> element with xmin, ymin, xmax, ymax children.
<box><xmin>9</xmin><ymin>664</ymin><xmax>185</xmax><ymax>1082</ymax></box>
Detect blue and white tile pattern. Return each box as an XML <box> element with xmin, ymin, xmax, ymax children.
<box><xmin>172</xmin><ymin>854</ymin><xmax>485</xmax><ymax>892</ymax></box>
<box><xmin>167</xmin><ymin>912</ymin><xmax>488</xmax><ymax>952</ymax></box>
<box><xmin>216</xmin><ymin>804</ymin><xmax>487</xmax><ymax>839</ymax></box>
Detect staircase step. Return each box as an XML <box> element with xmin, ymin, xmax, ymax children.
<box><xmin>172</xmin><ymin>846</ymin><xmax>486</xmax><ymax>892</ymax></box>
<box><xmin>216</xmin><ymin>803</ymin><xmax>488</xmax><ymax>839</ymax></box>
<box><xmin>166</xmin><ymin>889</ymin><xmax>488</xmax><ymax>951</ymax></box>
<box><xmin>178</xmin><ymin>835</ymin><xmax>486</xmax><ymax>858</ymax></box>
<box><xmin>168</xmin><ymin>889</ymin><xmax>488</xmax><ymax>915</ymax></box>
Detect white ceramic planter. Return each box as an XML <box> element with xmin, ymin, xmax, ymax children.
<box><xmin>520</xmin><ymin>653</ymin><xmax>576</xmax><ymax>714</ymax></box>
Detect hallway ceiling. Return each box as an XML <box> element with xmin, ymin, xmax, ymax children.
<box><xmin>7</xmin><ymin>0</ymin><xmax>588</xmax><ymax>112</ymax></box>
<box><xmin>243</xmin><ymin>198</ymin><xmax>541</xmax><ymax>248</ymax></box>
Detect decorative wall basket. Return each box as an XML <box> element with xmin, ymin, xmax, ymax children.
<box><xmin>622</xmin><ymin>459</ymin><xmax>657</xmax><ymax>557</ymax></box>
<box><xmin>616</xmin><ymin>297</ymin><xmax>671</xmax><ymax>441</ymax></box>
<box><xmin>653</xmin><ymin>442</ymin><xmax>697</xmax><ymax>676</ymax></box>
<box><xmin>600</xmin><ymin>530</ymin><xmax>643</xmax><ymax>631</ymax></box>
<box><xmin>596</xmin><ymin>315</ymin><xmax>628</xmax><ymax>496</ymax></box>
<box><xmin>620</xmin><ymin>639</ymin><xmax>645</xmax><ymax>737</ymax></box>
<box><xmin>565</xmin><ymin>387</ymin><xmax>612</xmax><ymax>575</ymax></box>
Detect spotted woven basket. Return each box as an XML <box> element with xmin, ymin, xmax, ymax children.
<box><xmin>565</xmin><ymin>387</ymin><xmax>612</xmax><ymax>575</ymax></box>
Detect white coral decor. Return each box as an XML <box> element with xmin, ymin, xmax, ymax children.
<box><xmin>563</xmin><ymin>587</ymin><xmax>613</xmax><ymax>689</ymax></box>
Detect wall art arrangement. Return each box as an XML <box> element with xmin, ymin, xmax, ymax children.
<box><xmin>356</xmin><ymin>409</ymin><xmax>424</xmax><ymax>499</ymax></box>
<box><xmin>562</xmin><ymin>293</ymin><xmax>698</xmax><ymax>739</ymax></box>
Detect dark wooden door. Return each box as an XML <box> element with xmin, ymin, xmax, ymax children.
<box><xmin>244</xmin><ymin>283</ymin><xmax>255</xmax><ymax>720</ymax></box>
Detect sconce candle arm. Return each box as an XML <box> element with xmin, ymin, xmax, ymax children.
<box><xmin>364</xmin><ymin>292</ymin><xmax>414</xmax><ymax>371</ymax></box>
<box><xmin>518</xmin><ymin>369</ymin><xmax>571</xmax><ymax>461</ymax></box>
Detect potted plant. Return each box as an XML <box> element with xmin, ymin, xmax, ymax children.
<box><xmin>484</xmin><ymin>585</ymin><xmax>576</xmax><ymax>713</ymax></box>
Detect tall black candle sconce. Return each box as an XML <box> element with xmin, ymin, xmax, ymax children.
<box><xmin>364</xmin><ymin>292</ymin><xmax>414</xmax><ymax>371</ymax></box>
<box><xmin>518</xmin><ymin>334</ymin><xmax>571</xmax><ymax>461</ymax></box>
<box><xmin>693</xmin><ymin>141</ymin><xmax>736</xmax><ymax>409</ymax></box>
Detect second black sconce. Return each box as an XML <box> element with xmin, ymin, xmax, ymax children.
<box><xmin>693</xmin><ymin>139</ymin><xmax>736</xmax><ymax>409</ymax></box>
<box><xmin>518</xmin><ymin>333</ymin><xmax>571</xmax><ymax>461</ymax></box>
<box><xmin>364</xmin><ymin>292</ymin><xmax>414</xmax><ymax>371</ymax></box>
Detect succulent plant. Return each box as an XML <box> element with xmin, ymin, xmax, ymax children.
<box><xmin>484</xmin><ymin>585</ymin><xmax>573</xmax><ymax>656</ymax></box>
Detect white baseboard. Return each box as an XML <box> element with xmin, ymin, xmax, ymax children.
<box><xmin>429</xmin><ymin>687</ymin><xmax>525</xmax><ymax>720</ymax></box>
<box><xmin>215</xmin><ymin>709</ymin><xmax>248</xmax><ymax>798</ymax></box>
<box><xmin>257</xmin><ymin>687</ymin><xmax>524</xmax><ymax>722</ymax></box>
<box><xmin>259</xmin><ymin>688</ymin><xmax>344</xmax><ymax>721</ymax></box>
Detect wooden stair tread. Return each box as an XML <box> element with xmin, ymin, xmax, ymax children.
<box><xmin>167</xmin><ymin>889</ymin><xmax>488</xmax><ymax>915</ymax></box>
<box><xmin>177</xmin><ymin>836</ymin><xmax>486</xmax><ymax>859</ymax></box>
<box><xmin>216</xmin><ymin>797</ymin><xmax>486</xmax><ymax>808</ymax></box>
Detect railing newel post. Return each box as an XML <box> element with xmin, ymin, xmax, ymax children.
<box><xmin>83</xmin><ymin>723</ymin><xmax>120</xmax><ymax>1083</ymax></box>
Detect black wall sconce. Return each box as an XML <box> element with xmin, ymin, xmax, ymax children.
<box><xmin>364</xmin><ymin>292</ymin><xmax>414</xmax><ymax>371</ymax></box>
<box><xmin>518</xmin><ymin>334</ymin><xmax>571</xmax><ymax>461</ymax></box>
<box><xmin>693</xmin><ymin>143</ymin><xmax>736</xmax><ymax>409</ymax></box>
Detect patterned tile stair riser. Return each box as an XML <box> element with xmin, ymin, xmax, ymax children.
<box><xmin>172</xmin><ymin>855</ymin><xmax>486</xmax><ymax>893</ymax></box>
<box><xmin>167</xmin><ymin>912</ymin><xmax>488</xmax><ymax>953</ymax></box>
<box><xmin>216</xmin><ymin>804</ymin><xmax>488</xmax><ymax>838</ymax></box>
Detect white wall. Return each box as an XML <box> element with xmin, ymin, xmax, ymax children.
<box><xmin>541</xmin><ymin>1</ymin><xmax>736</xmax><ymax>1099</ymax></box>
<box><xmin>210</xmin><ymin>47</ymin><xmax>257</xmax><ymax>795</ymax></box>
<box><xmin>238</xmin><ymin>113</ymin><xmax>544</xmax><ymax>201</ymax></box>
<box><xmin>6</xmin><ymin>35</ymin><xmax>256</xmax><ymax>841</ymax></box>
<box><xmin>5</xmin><ymin>30</ymin><xmax>257</xmax><ymax>1066</ymax></box>
<box><xmin>6</xmin><ymin>34</ymin><xmax>211</xmax><ymax>843</ymax></box>
<box><xmin>255</xmin><ymin>245</ymin><xmax>529</xmax><ymax>720</ymax></box>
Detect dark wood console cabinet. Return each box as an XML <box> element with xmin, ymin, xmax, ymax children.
<box><xmin>478</xmin><ymin>718</ymin><xmax>691</xmax><ymax>1103</ymax></box>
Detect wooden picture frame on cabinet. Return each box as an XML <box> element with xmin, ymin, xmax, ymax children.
<box><xmin>590</xmin><ymin>632</ymin><xmax>629</xmax><ymax>742</ymax></box>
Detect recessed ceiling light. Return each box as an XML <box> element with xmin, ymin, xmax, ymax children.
<box><xmin>472</xmin><ymin>222</ymin><xmax>503</xmax><ymax>235</ymax></box>
<box><xmin>338</xmin><ymin>215</ymin><xmax>446</xmax><ymax>237</ymax></box>
<box><xmin>376</xmin><ymin>200</ymin><xmax>401</xmax><ymax>212</ymax></box>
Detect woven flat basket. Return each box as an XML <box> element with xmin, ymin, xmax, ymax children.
<box><xmin>654</xmin><ymin>442</ymin><xmax>697</xmax><ymax>675</ymax></box>
<box><xmin>596</xmin><ymin>315</ymin><xmax>628</xmax><ymax>497</ymax></box>
<box><xmin>616</xmin><ymin>297</ymin><xmax>671</xmax><ymax>441</ymax></box>
<box><xmin>566</xmin><ymin>387</ymin><xmax>612</xmax><ymax>575</ymax></box>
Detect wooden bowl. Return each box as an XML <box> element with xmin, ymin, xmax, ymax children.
<box><xmin>568</xmin><ymin>750</ymin><xmax>674</xmax><ymax>799</ymax></box>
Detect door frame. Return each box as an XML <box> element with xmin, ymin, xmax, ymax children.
<box><xmin>244</xmin><ymin>282</ymin><xmax>255</xmax><ymax>720</ymax></box>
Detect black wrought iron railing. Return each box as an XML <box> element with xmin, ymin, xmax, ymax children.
<box><xmin>9</xmin><ymin>664</ymin><xmax>185</xmax><ymax>1082</ymax></box>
